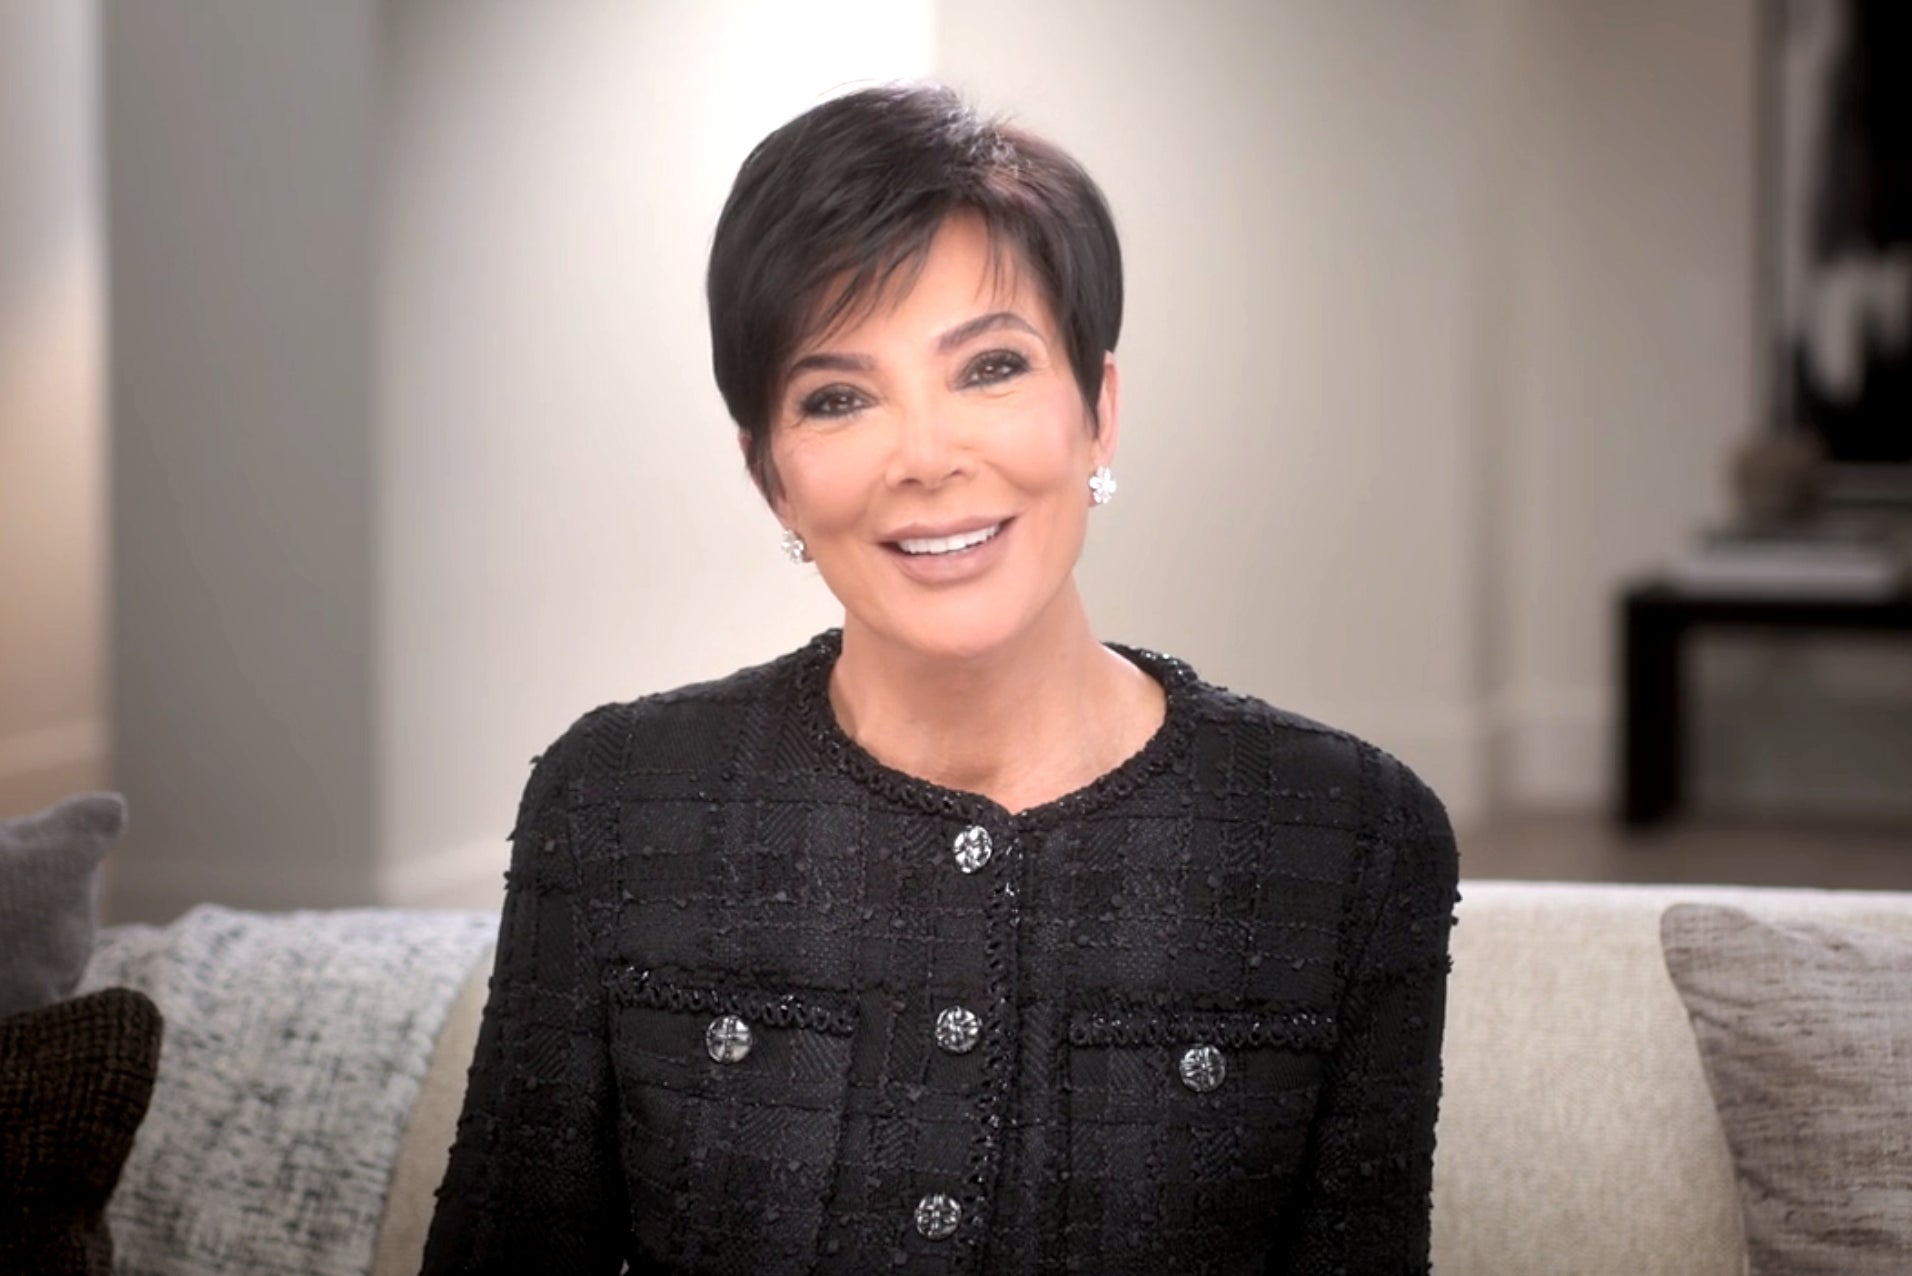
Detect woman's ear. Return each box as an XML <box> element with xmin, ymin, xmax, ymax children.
<box><xmin>1093</xmin><ymin>351</ymin><xmax>1120</xmax><ymax>469</ymax></box>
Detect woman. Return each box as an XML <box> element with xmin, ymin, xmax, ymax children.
<box><xmin>423</xmin><ymin>83</ymin><xmax>1457</xmax><ymax>1275</ymax></box>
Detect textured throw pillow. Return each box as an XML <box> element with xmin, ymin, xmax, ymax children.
<box><xmin>1661</xmin><ymin>903</ymin><xmax>1912</xmax><ymax>1276</ymax></box>
<box><xmin>0</xmin><ymin>986</ymin><xmax>164</xmax><ymax>1276</ymax></box>
<box><xmin>0</xmin><ymin>792</ymin><xmax>127</xmax><ymax>1018</ymax></box>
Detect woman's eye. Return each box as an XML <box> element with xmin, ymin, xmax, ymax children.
<box><xmin>798</xmin><ymin>386</ymin><xmax>868</xmax><ymax>419</ymax></box>
<box><xmin>964</xmin><ymin>350</ymin><xmax>1029</xmax><ymax>387</ymax></box>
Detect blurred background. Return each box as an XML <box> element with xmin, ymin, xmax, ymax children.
<box><xmin>3</xmin><ymin>0</ymin><xmax>1908</xmax><ymax>922</ymax></box>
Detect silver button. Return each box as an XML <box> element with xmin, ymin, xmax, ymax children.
<box><xmin>705</xmin><ymin>1014</ymin><xmax>753</xmax><ymax>1064</ymax></box>
<box><xmin>952</xmin><ymin>825</ymin><xmax>993</xmax><ymax>873</ymax></box>
<box><xmin>914</xmin><ymin>1192</ymin><xmax>962</xmax><ymax>1240</ymax></box>
<box><xmin>934</xmin><ymin>1006</ymin><xmax>981</xmax><ymax>1055</ymax></box>
<box><xmin>1178</xmin><ymin>1043</ymin><xmax>1226</xmax><ymax>1092</ymax></box>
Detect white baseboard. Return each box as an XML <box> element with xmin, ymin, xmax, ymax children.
<box><xmin>0</xmin><ymin>718</ymin><xmax>105</xmax><ymax>781</ymax></box>
<box><xmin>104</xmin><ymin>836</ymin><xmax>508</xmax><ymax>922</ymax></box>
<box><xmin>1487</xmin><ymin>685</ymin><xmax>1609</xmax><ymax>811</ymax></box>
<box><xmin>102</xmin><ymin>848</ymin><xmax>370</xmax><ymax>924</ymax></box>
<box><xmin>1317</xmin><ymin>687</ymin><xmax>1613</xmax><ymax>824</ymax></box>
<box><xmin>0</xmin><ymin>719</ymin><xmax>107</xmax><ymax>816</ymax></box>
<box><xmin>377</xmin><ymin>838</ymin><xmax>507</xmax><ymax>911</ymax></box>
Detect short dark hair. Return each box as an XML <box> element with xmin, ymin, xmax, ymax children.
<box><xmin>707</xmin><ymin>83</ymin><xmax>1124</xmax><ymax>497</ymax></box>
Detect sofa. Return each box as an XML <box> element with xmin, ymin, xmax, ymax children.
<box><xmin>1433</xmin><ymin>879</ymin><xmax>1912</xmax><ymax>1275</ymax></box>
<box><xmin>75</xmin><ymin>878</ymin><xmax>1912</xmax><ymax>1274</ymax></box>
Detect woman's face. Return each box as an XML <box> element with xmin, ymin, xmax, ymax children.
<box><xmin>766</xmin><ymin>214</ymin><xmax>1118</xmax><ymax>664</ymax></box>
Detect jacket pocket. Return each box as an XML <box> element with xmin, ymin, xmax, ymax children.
<box><xmin>1062</xmin><ymin>1006</ymin><xmax>1337</xmax><ymax>1274</ymax></box>
<box><xmin>608</xmin><ymin>967</ymin><xmax>857</xmax><ymax>1275</ymax></box>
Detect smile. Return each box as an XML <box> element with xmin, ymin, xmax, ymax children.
<box><xmin>892</xmin><ymin>523</ymin><xmax>1004</xmax><ymax>556</ymax></box>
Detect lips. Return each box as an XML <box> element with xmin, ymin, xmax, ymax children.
<box><xmin>877</xmin><ymin>516</ymin><xmax>1016</xmax><ymax>583</ymax></box>
<box><xmin>893</xmin><ymin>523</ymin><xmax>1004</xmax><ymax>556</ymax></box>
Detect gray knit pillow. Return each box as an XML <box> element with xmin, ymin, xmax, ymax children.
<box><xmin>1661</xmin><ymin>903</ymin><xmax>1912</xmax><ymax>1276</ymax></box>
<box><xmin>0</xmin><ymin>793</ymin><xmax>126</xmax><ymax>1018</ymax></box>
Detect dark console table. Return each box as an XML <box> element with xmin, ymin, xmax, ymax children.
<box><xmin>1618</xmin><ymin>579</ymin><xmax>1912</xmax><ymax>827</ymax></box>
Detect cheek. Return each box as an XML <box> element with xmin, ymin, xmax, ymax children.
<box><xmin>773</xmin><ymin>435</ymin><xmax>864</xmax><ymax>530</ymax></box>
<box><xmin>1011</xmin><ymin>395</ymin><xmax>1098</xmax><ymax>487</ymax></box>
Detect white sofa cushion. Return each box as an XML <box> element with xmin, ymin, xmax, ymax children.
<box><xmin>82</xmin><ymin>906</ymin><xmax>496</xmax><ymax>1276</ymax></box>
<box><xmin>1434</xmin><ymin>879</ymin><xmax>1912</xmax><ymax>1276</ymax></box>
<box><xmin>374</xmin><ymin>947</ymin><xmax>492</xmax><ymax>1276</ymax></box>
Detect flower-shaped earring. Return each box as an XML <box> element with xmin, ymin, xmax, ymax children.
<box><xmin>1088</xmin><ymin>466</ymin><xmax>1117</xmax><ymax>506</ymax></box>
<box><xmin>779</xmin><ymin>528</ymin><xmax>807</xmax><ymax>564</ymax></box>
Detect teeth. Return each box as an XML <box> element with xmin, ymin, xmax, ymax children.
<box><xmin>896</xmin><ymin>523</ymin><xmax>1002</xmax><ymax>556</ymax></box>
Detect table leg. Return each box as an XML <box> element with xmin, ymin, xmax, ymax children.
<box><xmin>1621</xmin><ymin>596</ymin><xmax>1684</xmax><ymax>827</ymax></box>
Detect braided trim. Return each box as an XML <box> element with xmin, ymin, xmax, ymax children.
<box><xmin>1066</xmin><ymin>1008</ymin><xmax>1337</xmax><ymax>1052</ymax></box>
<box><xmin>956</xmin><ymin>859</ymin><xmax>1022</xmax><ymax>1264</ymax></box>
<box><xmin>606</xmin><ymin>967</ymin><xmax>857</xmax><ymax>1036</ymax></box>
<box><xmin>793</xmin><ymin>629</ymin><xmax>1201</xmax><ymax>827</ymax></box>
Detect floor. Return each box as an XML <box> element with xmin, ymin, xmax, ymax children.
<box><xmin>1459</xmin><ymin>809</ymin><xmax>1912</xmax><ymax>892</ymax></box>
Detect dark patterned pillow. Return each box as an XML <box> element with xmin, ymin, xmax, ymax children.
<box><xmin>0</xmin><ymin>986</ymin><xmax>164</xmax><ymax>1276</ymax></box>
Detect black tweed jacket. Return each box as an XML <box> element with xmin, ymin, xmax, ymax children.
<box><xmin>422</xmin><ymin>631</ymin><xmax>1458</xmax><ymax>1275</ymax></box>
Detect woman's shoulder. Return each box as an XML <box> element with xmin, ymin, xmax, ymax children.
<box><xmin>1177</xmin><ymin>676</ymin><xmax>1457</xmax><ymax>929</ymax></box>
<box><xmin>524</xmin><ymin>634</ymin><xmax>827</xmax><ymax>788</ymax></box>
<box><xmin>1167</xmin><ymin>659</ymin><xmax>1452</xmax><ymax>845</ymax></box>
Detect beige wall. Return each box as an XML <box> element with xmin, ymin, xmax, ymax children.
<box><xmin>1488</xmin><ymin>0</ymin><xmax>1760</xmax><ymax>806</ymax></box>
<box><xmin>96</xmin><ymin>0</ymin><xmax>932</xmax><ymax>918</ymax></box>
<box><xmin>938</xmin><ymin>0</ymin><xmax>1491</xmax><ymax>817</ymax></box>
<box><xmin>1478</xmin><ymin>0</ymin><xmax>1910</xmax><ymax>817</ymax></box>
<box><xmin>103</xmin><ymin>0</ymin><xmax>382</xmax><ymax>919</ymax></box>
<box><xmin>0</xmin><ymin>0</ymin><xmax>105</xmax><ymax>819</ymax></box>
<box><xmin>937</xmin><ymin>0</ymin><xmax>1845</xmax><ymax>822</ymax></box>
<box><xmin>376</xmin><ymin>0</ymin><xmax>932</xmax><ymax>906</ymax></box>
<box><xmin>11</xmin><ymin>0</ymin><xmax>1896</xmax><ymax>914</ymax></box>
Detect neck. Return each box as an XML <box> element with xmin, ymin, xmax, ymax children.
<box><xmin>829</xmin><ymin>587</ymin><xmax>1162</xmax><ymax>813</ymax></box>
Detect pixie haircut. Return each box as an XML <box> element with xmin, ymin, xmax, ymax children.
<box><xmin>707</xmin><ymin>83</ymin><xmax>1124</xmax><ymax>497</ymax></box>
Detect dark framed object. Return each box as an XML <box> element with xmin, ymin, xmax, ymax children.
<box><xmin>1616</xmin><ymin>579</ymin><xmax>1912</xmax><ymax>826</ymax></box>
<box><xmin>1764</xmin><ymin>0</ymin><xmax>1912</xmax><ymax>504</ymax></box>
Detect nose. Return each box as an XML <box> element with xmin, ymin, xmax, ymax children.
<box><xmin>883</xmin><ymin>395</ymin><xmax>967</xmax><ymax>490</ymax></box>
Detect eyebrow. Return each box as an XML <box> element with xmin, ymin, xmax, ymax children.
<box><xmin>935</xmin><ymin>310</ymin><xmax>1044</xmax><ymax>353</ymax></box>
<box><xmin>785</xmin><ymin>351</ymin><xmax>874</xmax><ymax>377</ymax></box>
<box><xmin>785</xmin><ymin>311</ymin><xmax>1045</xmax><ymax>380</ymax></box>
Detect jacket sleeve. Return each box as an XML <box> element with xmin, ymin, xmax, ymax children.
<box><xmin>421</xmin><ymin>717</ymin><xmax>630</xmax><ymax>1273</ymax></box>
<box><xmin>1276</xmin><ymin>751</ymin><xmax>1460</xmax><ymax>1275</ymax></box>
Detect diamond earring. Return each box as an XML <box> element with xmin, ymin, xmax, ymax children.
<box><xmin>1089</xmin><ymin>466</ymin><xmax>1117</xmax><ymax>506</ymax></box>
<box><xmin>779</xmin><ymin>528</ymin><xmax>807</xmax><ymax>564</ymax></box>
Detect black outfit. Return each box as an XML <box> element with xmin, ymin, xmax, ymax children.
<box><xmin>422</xmin><ymin>632</ymin><xmax>1458</xmax><ymax>1275</ymax></box>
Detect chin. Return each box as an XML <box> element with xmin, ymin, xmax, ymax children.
<box><xmin>901</xmin><ymin>627</ymin><xmax>1023</xmax><ymax>665</ymax></box>
<box><xmin>858</xmin><ymin>591</ymin><xmax>1056</xmax><ymax>667</ymax></box>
